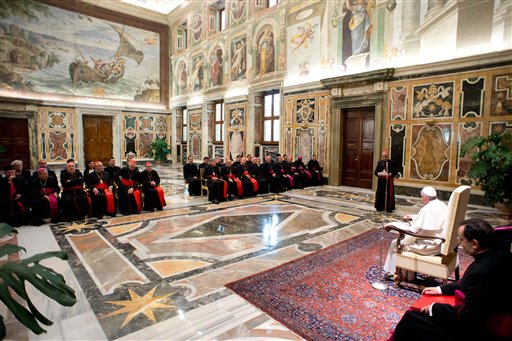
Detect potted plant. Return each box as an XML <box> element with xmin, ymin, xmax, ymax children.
<box><xmin>460</xmin><ymin>131</ymin><xmax>512</xmax><ymax>213</ymax></box>
<box><xmin>148</xmin><ymin>138</ymin><xmax>171</xmax><ymax>164</ymax></box>
<box><xmin>0</xmin><ymin>223</ymin><xmax>77</xmax><ymax>338</ymax></box>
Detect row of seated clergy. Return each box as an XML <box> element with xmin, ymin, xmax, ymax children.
<box><xmin>0</xmin><ymin>159</ymin><xmax>166</xmax><ymax>226</ymax></box>
<box><xmin>183</xmin><ymin>154</ymin><xmax>324</xmax><ymax>199</ymax></box>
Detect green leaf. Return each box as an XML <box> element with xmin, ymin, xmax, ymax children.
<box><xmin>0</xmin><ymin>244</ymin><xmax>26</xmax><ymax>258</ymax></box>
<box><xmin>0</xmin><ymin>225</ymin><xmax>76</xmax><ymax>336</ymax></box>
<box><xmin>0</xmin><ymin>223</ymin><xmax>17</xmax><ymax>239</ymax></box>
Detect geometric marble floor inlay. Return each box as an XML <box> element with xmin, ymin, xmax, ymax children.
<box><xmin>4</xmin><ymin>165</ymin><xmax>508</xmax><ymax>341</ymax></box>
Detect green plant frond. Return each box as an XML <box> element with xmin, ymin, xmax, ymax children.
<box><xmin>460</xmin><ymin>136</ymin><xmax>483</xmax><ymax>157</ymax></box>
<box><xmin>0</xmin><ymin>248</ymin><xmax>76</xmax><ymax>335</ymax></box>
<box><xmin>0</xmin><ymin>223</ymin><xmax>18</xmax><ymax>238</ymax></box>
<box><xmin>0</xmin><ymin>284</ymin><xmax>47</xmax><ymax>335</ymax></box>
<box><xmin>0</xmin><ymin>244</ymin><xmax>26</xmax><ymax>258</ymax></box>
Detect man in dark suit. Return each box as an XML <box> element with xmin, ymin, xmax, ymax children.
<box><xmin>393</xmin><ymin>218</ymin><xmax>512</xmax><ymax>340</ymax></box>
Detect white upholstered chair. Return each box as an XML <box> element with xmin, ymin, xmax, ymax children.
<box><xmin>385</xmin><ymin>185</ymin><xmax>471</xmax><ymax>286</ymax></box>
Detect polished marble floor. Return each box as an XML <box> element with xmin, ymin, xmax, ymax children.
<box><xmin>2</xmin><ymin>165</ymin><xmax>509</xmax><ymax>340</ymax></box>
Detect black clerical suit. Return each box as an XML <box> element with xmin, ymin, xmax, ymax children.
<box><xmin>394</xmin><ymin>248</ymin><xmax>512</xmax><ymax>341</ymax></box>
<box><xmin>307</xmin><ymin>159</ymin><xmax>323</xmax><ymax>186</ymax></box>
<box><xmin>374</xmin><ymin>158</ymin><xmax>398</xmax><ymax>212</ymax></box>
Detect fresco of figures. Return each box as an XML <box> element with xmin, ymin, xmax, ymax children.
<box><xmin>255</xmin><ymin>25</ymin><xmax>275</xmax><ymax>77</ymax></box>
<box><xmin>209</xmin><ymin>45</ymin><xmax>224</xmax><ymax>87</ymax></box>
<box><xmin>230</xmin><ymin>37</ymin><xmax>247</xmax><ymax>81</ymax></box>
<box><xmin>0</xmin><ymin>1</ymin><xmax>161</xmax><ymax>103</ymax></box>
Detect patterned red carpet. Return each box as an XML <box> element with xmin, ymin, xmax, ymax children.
<box><xmin>226</xmin><ymin>229</ymin><xmax>422</xmax><ymax>340</ymax></box>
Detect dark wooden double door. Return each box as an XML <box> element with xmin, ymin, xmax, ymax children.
<box><xmin>0</xmin><ymin>117</ymin><xmax>30</xmax><ymax>169</ymax></box>
<box><xmin>342</xmin><ymin>107</ymin><xmax>375</xmax><ymax>189</ymax></box>
<box><xmin>83</xmin><ymin>115</ymin><xmax>113</xmax><ymax>165</ymax></box>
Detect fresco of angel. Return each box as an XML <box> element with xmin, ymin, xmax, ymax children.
<box><xmin>290</xmin><ymin>23</ymin><xmax>318</xmax><ymax>51</ymax></box>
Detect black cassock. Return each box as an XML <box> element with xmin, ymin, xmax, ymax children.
<box><xmin>183</xmin><ymin>163</ymin><xmax>201</xmax><ymax>196</ymax></box>
<box><xmin>29</xmin><ymin>176</ymin><xmax>60</xmax><ymax>223</ymax></box>
<box><xmin>0</xmin><ymin>176</ymin><xmax>29</xmax><ymax>227</ymax></box>
<box><xmin>139</xmin><ymin>169</ymin><xmax>163</xmax><ymax>211</ymax></box>
<box><xmin>374</xmin><ymin>159</ymin><xmax>398</xmax><ymax>212</ymax></box>
<box><xmin>394</xmin><ymin>248</ymin><xmax>512</xmax><ymax>340</ymax></box>
<box><xmin>60</xmin><ymin>170</ymin><xmax>90</xmax><ymax>221</ymax></box>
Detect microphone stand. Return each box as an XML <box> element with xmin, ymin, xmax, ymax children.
<box><xmin>372</xmin><ymin>159</ymin><xmax>388</xmax><ymax>290</ymax></box>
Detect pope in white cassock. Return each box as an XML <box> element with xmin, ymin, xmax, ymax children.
<box><xmin>383</xmin><ymin>186</ymin><xmax>449</xmax><ymax>276</ymax></box>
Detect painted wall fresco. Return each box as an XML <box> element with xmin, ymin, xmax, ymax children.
<box><xmin>283</xmin><ymin>91</ymin><xmax>330</xmax><ymax>174</ymax></box>
<box><xmin>191</xmin><ymin>12</ymin><xmax>204</xmax><ymax>47</ymax></box>
<box><xmin>0</xmin><ymin>2</ymin><xmax>161</xmax><ymax>103</ymax></box>
<box><xmin>255</xmin><ymin>24</ymin><xmax>276</xmax><ymax>78</ymax></box>
<box><xmin>209</xmin><ymin>44</ymin><xmax>225</xmax><ymax>87</ymax></box>
<box><xmin>230</xmin><ymin>36</ymin><xmax>247</xmax><ymax>81</ymax></box>
<box><xmin>286</xmin><ymin>2</ymin><xmax>324</xmax><ymax>80</ymax></box>
<box><xmin>37</xmin><ymin>107</ymin><xmax>77</xmax><ymax>162</ymax></box>
<box><xmin>229</xmin><ymin>0</ymin><xmax>247</xmax><ymax>28</ymax></box>
<box><xmin>341</xmin><ymin>0</ymin><xmax>374</xmax><ymax>66</ymax></box>
<box><xmin>122</xmin><ymin>113</ymin><xmax>169</xmax><ymax>158</ymax></box>
<box><xmin>191</xmin><ymin>55</ymin><xmax>205</xmax><ymax>91</ymax></box>
<box><xmin>175</xmin><ymin>60</ymin><xmax>188</xmax><ymax>96</ymax></box>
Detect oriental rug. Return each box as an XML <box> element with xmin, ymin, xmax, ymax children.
<box><xmin>226</xmin><ymin>228</ymin><xmax>421</xmax><ymax>341</ymax></box>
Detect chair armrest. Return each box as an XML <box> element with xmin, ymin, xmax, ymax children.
<box><xmin>384</xmin><ymin>224</ymin><xmax>446</xmax><ymax>254</ymax></box>
<box><xmin>384</xmin><ymin>225</ymin><xmax>446</xmax><ymax>242</ymax></box>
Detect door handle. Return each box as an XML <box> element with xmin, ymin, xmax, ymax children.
<box><xmin>354</xmin><ymin>155</ymin><xmax>359</xmax><ymax>162</ymax></box>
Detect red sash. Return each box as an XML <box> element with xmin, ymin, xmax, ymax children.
<box><xmin>304</xmin><ymin>169</ymin><xmax>313</xmax><ymax>179</ymax></box>
<box><xmin>249</xmin><ymin>178</ymin><xmax>258</xmax><ymax>192</ymax></box>
<box><xmin>288</xmin><ymin>175</ymin><xmax>294</xmax><ymax>188</ymax></box>
<box><xmin>121</xmin><ymin>178</ymin><xmax>135</xmax><ymax>187</ymax></box>
<box><xmin>41</xmin><ymin>188</ymin><xmax>58</xmax><ymax>217</ymax></box>
<box><xmin>120</xmin><ymin>179</ymin><xmax>141</xmax><ymax>212</ymax></box>
<box><xmin>64</xmin><ymin>185</ymin><xmax>84</xmax><ymax>191</ymax></box>
<box><xmin>234</xmin><ymin>178</ymin><xmax>243</xmax><ymax>196</ymax></box>
<box><xmin>155</xmin><ymin>186</ymin><xmax>166</xmax><ymax>207</ymax></box>
<box><xmin>94</xmin><ymin>183</ymin><xmax>115</xmax><ymax>214</ymax></box>
<box><xmin>134</xmin><ymin>189</ymin><xmax>142</xmax><ymax>212</ymax></box>
<box><xmin>221</xmin><ymin>180</ymin><xmax>228</xmax><ymax>199</ymax></box>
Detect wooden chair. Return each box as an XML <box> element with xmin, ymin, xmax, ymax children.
<box><xmin>199</xmin><ymin>167</ymin><xmax>208</xmax><ymax>197</ymax></box>
<box><xmin>385</xmin><ymin>185</ymin><xmax>471</xmax><ymax>286</ymax></box>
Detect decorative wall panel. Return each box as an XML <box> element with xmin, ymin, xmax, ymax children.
<box><xmin>460</xmin><ymin>77</ymin><xmax>484</xmax><ymax>118</ymax></box>
<box><xmin>225</xmin><ymin>102</ymin><xmax>247</xmax><ymax>160</ymax></box>
<box><xmin>122</xmin><ymin>112</ymin><xmax>170</xmax><ymax>158</ymax></box>
<box><xmin>390</xmin><ymin>87</ymin><xmax>407</xmax><ymax>120</ymax></box>
<box><xmin>283</xmin><ymin>91</ymin><xmax>330</xmax><ymax>173</ymax></box>
<box><xmin>457</xmin><ymin>122</ymin><xmax>482</xmax><ymax>184</ymax></box>
<box><xmin>37</xmin><ymin>107</ymin><xmax>77</xmax><ymax>162</ymax></box>
<box><xmin>187</xmin><ymin>109</ymin><xmax>202</xmax><ymax>159</ymax></box>
<box><xmin>412</xmin><ymin>82</ymin><xmax>454</xmax><ymax>118</ymax></box>
<box><xmin>491</xmin><ymin>74</ymin><xmax>512</xmax><ymax>116</ymax></box>
<box><xmin>388</xmin><ymin>66</ymin><xmax>511</xmax><ymax>189</ymax></box>
<box><xmin>390</xmin><ymin>124</ymin><xmax>405</xmax><ymax>177</ymax></box>
<box><xmin>410</xmin><ymin>124</ymin><xmax>451</xmax><ymax>181</ymax></box>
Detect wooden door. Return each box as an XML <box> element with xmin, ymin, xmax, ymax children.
<box><xmin>341</xmin><ymin>107</ymin><xmax>375</xmax><ymax>189</ymax></box>
<box><xmin>0</xmin><ymin>117</ymin><xmax>30</xmax><ymax>169</ymax></box>
<box><xmin>83</xmin><ymin>115</ymin><xmax>113</xmax><ymax>165</ymax></box>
